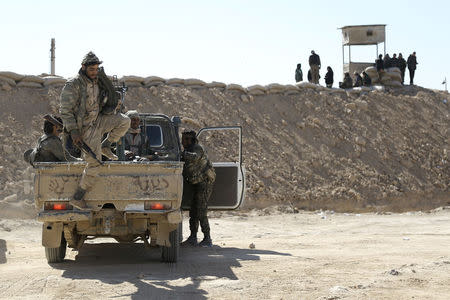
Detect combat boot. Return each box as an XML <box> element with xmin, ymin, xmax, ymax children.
<box><xmin>198</xmin><ymin>235</ymin><xmax>212</xmax><ymax>248</ymax></box>
<box><xmin>70</xmin><ymin>187</ymin><xmax>87</xmax><ymax>210</ymax></box>
<box><xmin>101</xmin><ymin>139</ymin><xmax>118</xmax><ymax>160</ymax></box>
<box><xmin>181</xmin><ymin>234</ymin><xmax>198</xmax><ymax>247</ymax></box>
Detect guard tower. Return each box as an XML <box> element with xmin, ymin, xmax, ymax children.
<box><xmin>339</xmin><ymin>24</ymin><xmax>386</xmax><ymax>76</ymax></box>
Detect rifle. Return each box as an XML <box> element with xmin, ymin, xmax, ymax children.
<box><xmin>97</xmin><ymin>68</ymin><xmax>128</xmax><ymax>114</ymax></box>
<box><xmin>77</xmin><ymin>140</ymin><xmax>104</xmax><ymax>165</ymax></box>
<box><xmin>43</xmin><ymin>114</ymin><xmax>103</xmax><ymax>165</ymax></box>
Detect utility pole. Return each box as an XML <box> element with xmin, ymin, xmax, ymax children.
<box><xmin>50</xmin><ymin>38</ymin><xmax>55</xmax><ymax>75</ymax></box>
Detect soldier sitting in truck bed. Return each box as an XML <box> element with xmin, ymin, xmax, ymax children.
<box><xmin>123</xmin><ymin>110</ymin><xmax>154</xmax><ymax>161</ymax></box>
<box><xmin>24</xmin><ymin>115</ymin><xmax>80</xmax><ymax>165</ymax></box>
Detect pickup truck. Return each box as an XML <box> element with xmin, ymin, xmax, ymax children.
<box><xmin>34</xmin><ymin>114</ymin><xmax>245</xmax><ymax>263</ymax></box>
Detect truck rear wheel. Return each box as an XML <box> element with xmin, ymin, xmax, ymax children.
<box><xmin>45</xmin><ymin>234</ymin><xmax>67</xmax><ymax>263</ymax></box>
<box><xmin>161</xmin><ymin>227</ymin><xmax>179</xmax><ymax>263</ymax></box>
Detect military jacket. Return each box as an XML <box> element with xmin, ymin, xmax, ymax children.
<box><xmin>182</xmin><ymin>144</ymin><xmax>215</xmax><ymax>185</ymax></box>
<box><xmin>60</xmin><ymin>70</ymin><xmax>102</xmax><ymax>134</ymax></box>
<box><xmin>34</xmin><ymin>134</ymin><xmax>79</xmax><ymax>162</ymax></box>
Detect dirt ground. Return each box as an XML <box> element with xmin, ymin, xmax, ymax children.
<box><xmin>1</xmin><ymin>208</ymin><xmax>449</xmax><ymax>299</ymax></box>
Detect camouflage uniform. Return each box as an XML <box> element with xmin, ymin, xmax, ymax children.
<box><xmin>182</xmin><ymin>143</ymin><xmax>216</xmax><ymax>240</ymax></box>
<box><xmin>33</xmin><ymin>134</ymin><xmax>79</xmax><ymax>163</ymax></box>
<box><xmin>60</xmin><ymin>63</ymin><xmax>130</xmax><ymax>190</ymax></box>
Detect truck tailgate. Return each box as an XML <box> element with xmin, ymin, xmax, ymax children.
<box><xmin>34</xmin><ymin>161</ymin><xmax>183</xmax><ymax>211</ymax></box>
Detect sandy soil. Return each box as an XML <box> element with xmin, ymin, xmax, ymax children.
<box><xmin>1</xmin><ymin>208</ymin><xmax>449</xmax><ymax>299</ymax></box>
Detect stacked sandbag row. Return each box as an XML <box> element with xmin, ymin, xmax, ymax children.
<box><xmin>0</xmin><ymin>71</ymin><xmax>389</xmax><ymax>96</ymax></box>
<box><xmin>0</xmin><ymin>71</ymin><xmax>67</xmax><ymax>90</ymax></box>
<box><xmin>364</xmin><ymin>67</ymin><xmax>402</xmax><ymax>88</ymax></box>
<box><xmin>380</xmin><ymin>67</ymin><xmax>402</xmax><ymax>87</ymax></box>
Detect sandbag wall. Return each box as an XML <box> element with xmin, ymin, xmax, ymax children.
<box><xmin>364</xmin><ymin>67</ymin><xmax>402</xmax><ymax>87</ymax></box>
<box><xmin>1</xmin><ymin>70</ymin><xmax>390</xmax><ymax>97</ymax></box>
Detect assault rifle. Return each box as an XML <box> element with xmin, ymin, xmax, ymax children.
<box><xmin>43</xmin><ymin>114</ymin><xmax>103</xmax><ymax>165</ymax></box>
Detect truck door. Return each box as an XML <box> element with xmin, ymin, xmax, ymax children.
<box><xmin>182</xmin><ymin>126</ymin><xmax>245</xmax><ymax>210</ymax></box>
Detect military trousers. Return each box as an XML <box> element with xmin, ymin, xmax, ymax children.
<box><xmin>79</xmin><ymin>113</ymin><xmax>130</xmax><ymax>190</ymax></box>
<box><xmin>310</xmin><ymin>65</ymin><xmax>320</xmax><ymax>84</ymax></box>
<box><xmin>189</xmin><ymin>181</ymin><xmax>213</xmax><ymax>237</ymax></box>
<box><xmin>409</xmin><ymin>68</ymin><xmax>415</xmax><ymax>85</ymax></box>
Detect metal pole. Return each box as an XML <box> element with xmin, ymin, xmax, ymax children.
<box><xmin>50</xmin><ymin>38</ymin><xmax>55</xmax><ymax>75</ymax></box>
<box><xmin>349</xmin><ymin>45</ymin><xmax>351</xmax><ymax>63</ymax></box>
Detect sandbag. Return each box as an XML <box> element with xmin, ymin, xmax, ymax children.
<box><xmin>119</xmin><ymin>76</ymin><xmax>144</xmax><ymax>83</ymax></box>
<box><xmin>206</xmin><ymin>81</ymin><xmax>226</xmax><ymax>88</ymax></box>
<box><xmin>384</xmin><ymin>81</ymin><xmax>402</xmax><ymax>88</ymax></box>
<box><xmin>16</xmin><ymin>81</ymin><xmax>42</xmax><ymax>88</ymax></box>
<box><xmin>43</xmin><ymin>76</ymin><xmax>67</xmax><ymax>86</ymax></box>
<box><xmin>379</xmin><ymin>72</ymin><xmax>391</xmax><ymax>81</ymax></box>
<box><xmin>21</xmin><ymin>75</ymin><xmax>45</xmax><ymax>84</ymax></box>
<box><xmin>0</xmin><ymin>75</ymin><xmax>16</xmax><ymax>86</ymax></box>
<box><xmin>265</xmin><ymin>83</ymin><xmax>285</xmax><ymax>94</ymax></box>
<box><xmin>184</xmin><ymin>78</ymin><xmax>206</xmax><ymax>87</ymax></box>
<box><xmin>0</xmin><ymin>71</ymin><xmax>25</xmax><ymax>81</ymax></box>
<box><xmin>124</xmin><ymin>82</ymin><xmax>143</xmax><ymax>87</ymax></box>
<box><xmin>380</xmin><ymin>77</ymin><xmax>391</xmax><ymax>85</ymax></box>
<box><xmin>387</xmin><ymin>72</ymin><xmax>402</xmax><ymax>82</ymax></box>
<box><xmin>248</xmin><ymin>89</ymin><xmax>265</xmax><ymax>96</ymax></box>
<box><xmin>167</xmin><ymin>78</ymin><xmax>185</xmax><ymax>86</ymax></box>
<box><xmin>143</xmin><ymin>76</ymin><xmax>166</xmax><ymax>87</ymax></box>
<box><xmin>284</xmin><ymin>85</ymin><xmax>300</xmax><ymax>95</ymax></box>
<box><xmin>364</xmin><ymin>66</ymin><xmax>378</xmax><ymax>73</ymax></box>
<box><xmin>266</xmin><ymin>83</ymin><xmax>285</xmax><ymax>90</ymax></box>
<box><xmin>247</xmin><ymin>85</ymin><xmax>266</xmax><ymax>95</ymax></box>
<box><xmin>226</xmin><ymin>84</ymin><xmax>247</xmax><ymax>93</ymax></box>
<box><xmin>296</xmin><ymin>81</ymin><xmax>317</xmax><ymax>89</ymax></box>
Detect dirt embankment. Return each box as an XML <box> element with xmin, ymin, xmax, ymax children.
<box><xmin>0</xmin><ymin>79</ymin><xmax>449</xmax><ymax>218</ymax></box>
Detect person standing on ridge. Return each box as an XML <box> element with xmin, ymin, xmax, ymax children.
<box><xmin>309</xmin><ymin>50</ymin><xmax>321</xmax><ymax>84</ymax></box>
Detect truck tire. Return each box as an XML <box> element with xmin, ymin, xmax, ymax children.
<box><xmin>161</xmin><ymin>227</ymin><xmax>179</xmax><ymax>263</ymax></box>
<box><xmin>45</xmin><ymin>234</ymin><xmax>67</xmax><ymax>263</ymax></box>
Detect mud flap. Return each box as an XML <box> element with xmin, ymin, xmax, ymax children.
<box><xmin>42</xmin><ymin>222</ymin><xmax>63</xmax><ymax>248</ymax></box>
<box><xmin>156</xmin><ymin>222</ymin><xmax>178</xmax><ymax>247</ymax></box>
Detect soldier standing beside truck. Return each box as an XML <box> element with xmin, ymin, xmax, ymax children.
<box><xmin>60</xmin><ymin>51</ymin><xmax>130</xmax><ymax>209</ymax></box>
<box><xmin>181</xmin><ymin>131</ymin><xmax>216</xmax><ymax>247</ymax></box>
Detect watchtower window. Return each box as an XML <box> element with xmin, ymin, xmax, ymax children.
<box><xmin>366</xmin><ymin>30</ymin><xmax>373</xmax><ymax>36</ymax></box>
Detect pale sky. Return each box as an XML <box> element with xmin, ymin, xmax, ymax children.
<box><xmin>1</xmin><ymin>0</ymin><xmax>448</xmax><ymax>90</ymax></box>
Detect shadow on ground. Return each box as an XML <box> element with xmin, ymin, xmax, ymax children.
<box><xmin>0</xmin><ymin>239</ymin><xmax>6</xmax><ymax>264</ymax></box>
<box><xmin>52</xmin><ymin>242</ymin><xmax>291</xmax><ymax>299</ymax></box>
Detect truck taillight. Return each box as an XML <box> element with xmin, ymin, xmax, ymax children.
<box><xmin>44</xmin><ymin>202</ymin><xmax>73</xmax><ymax>211</ymax></box>
<box><xmin>144</xmin><ymin>201</ymin><xmax>171</xmax><ymax>210</ymax></box>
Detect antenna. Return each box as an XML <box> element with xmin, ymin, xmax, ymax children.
<box><xmin>50</xmin><ymin>38</ymin><xmax>55</xmax><ymax>75</ymax></box>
